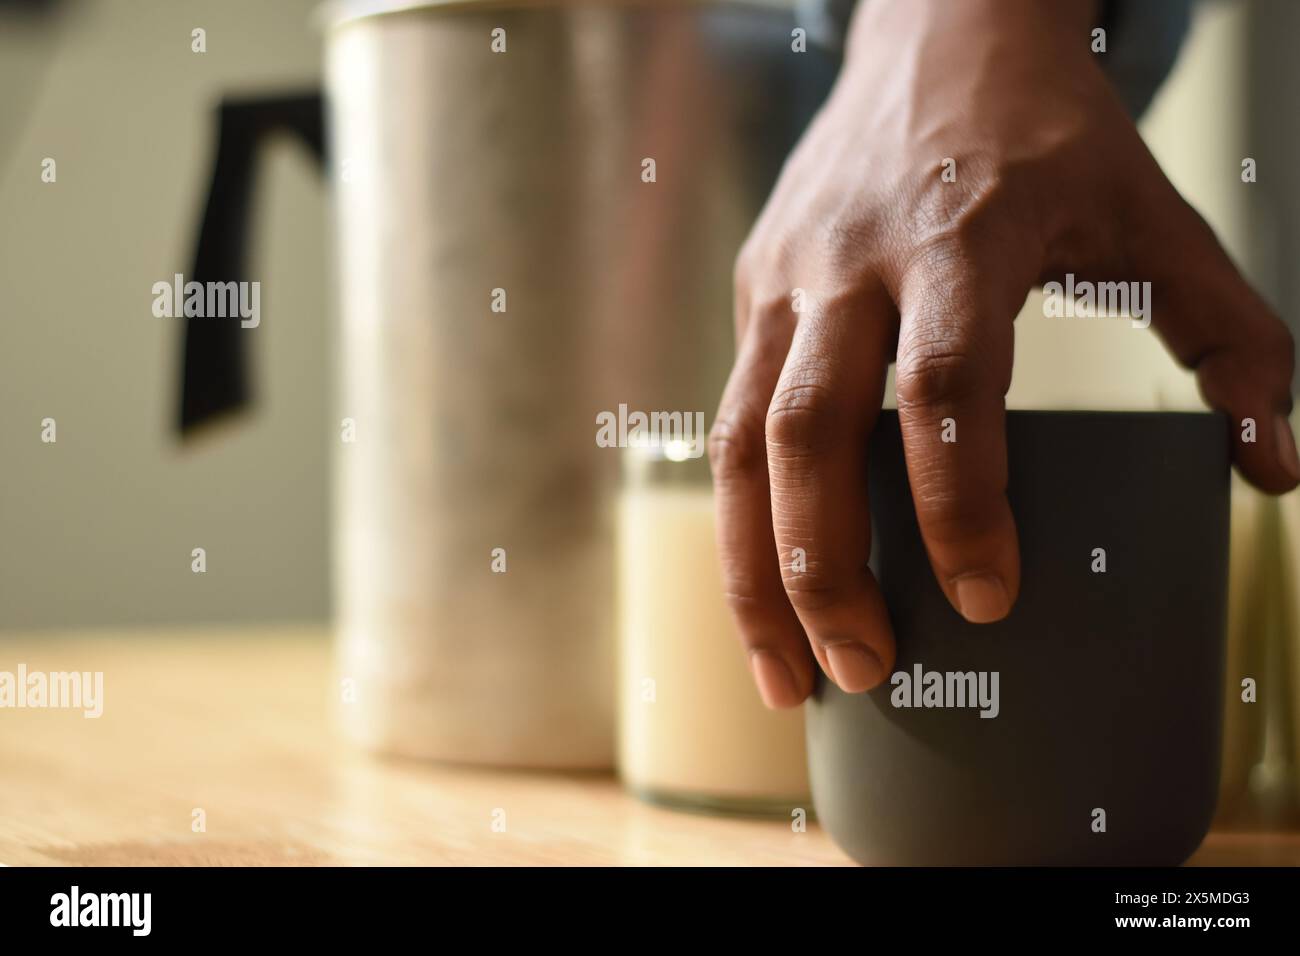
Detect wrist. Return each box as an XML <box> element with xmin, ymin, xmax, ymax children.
<box><xmin>846</xmin><ymin>0</ymin><xmax>1102</xmax><ymax>63</ymax></box>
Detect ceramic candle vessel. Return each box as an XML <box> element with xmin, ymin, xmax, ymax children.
<box><xmin>807</xmin><ymin>410</ymin><xmax>1230</xmax><ymax>866</ymax></box>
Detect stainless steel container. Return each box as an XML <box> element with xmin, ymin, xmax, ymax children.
<box><xmin>326</xmin><ymin>0</ymin><xmax>836</xmax><ymax>767</ymax></box>
<box><xmin>181</xmin><ymin>0</ymin><xmax>835</xmax><ymax>767</ymax></box>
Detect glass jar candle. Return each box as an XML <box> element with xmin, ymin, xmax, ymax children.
<box><xmin>617</xmin><ymin>438</ymin><xmax>810</xmax><ymax>815</ymax></box>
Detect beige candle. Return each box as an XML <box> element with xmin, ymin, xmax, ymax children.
<box><xmin>1217</xmin><ymin>475</ymin><xmax>1278</xmax><ymax>823</ymax></box>
<box><xmin>1262</xmin><ymin>452</ymin><xmax>1300</xmax><ymax>824</ymax></box>
<box><xmin>617</xmin><ymin>445</ymin><xmax>809</xmax><ymax>813</ymax></box>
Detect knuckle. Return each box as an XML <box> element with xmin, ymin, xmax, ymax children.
<box><xmin>734</xmin><ymin>232</ymin><xmax>800</xmax><ymax>301</ymax></box>
<box><xmin>913</xmin><ymin>487</ymin><xmax>1009</xmax><ymax>558</ymax></box>
<box><xmin>721</xmin><ymin>585</ymin><xmax>772</xmax><ymax>630</ymax></box>
<box><xmin>918</xmin><ymin>494</ymin><xmax>993</xmax><ymax>541</ymax></box>
<box><xmin>749</xmin><ymin>291</ymin><xmax>797</xmax><ymax>327</ymax></box>
<box><xmin>817</xmin><ymin>219</ymin><xmax>882</xmax><ymax>282</ymax></box>
<box><xmin>895</xmin><ymin>344</ymin><xmax>984</xmax><ymax>409</ymax></box>
<box><xmin>721</xmin><ymin>586</ymin><xmax>759</xmax><ymax>618</ymax></box>
<box><xmin>765</xmin><ymin>381</ymin><xmax>838</xmax><ymax>455</ymax></box>
<box><xmin>707</xmin><ymin>413</ymin><xmax>765</xmax><ymax>480</ymax></box>
<box><xmin>781</xmin><ymin>573</ymin><xmax>850</xmax><ymax>615</ymax></box>
<box><xmin>720</xmin><ymin>572</ymin><xmax>789</xmax><ymax>637</ymax></box>
<box><xmin>915</xmin><ymin>164</ymin><xmax>1011</xmax><ymax>244</ymax></box>
<box><xmin>912</xmin><ymin>228</ymin><xmax>981</xmax><ymax>276</ymax></box>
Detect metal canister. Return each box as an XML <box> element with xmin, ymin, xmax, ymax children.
<box><xmin>321</xmin><ymin>0</ymin><xmax>836</xmax><ymax>764</ymax></box>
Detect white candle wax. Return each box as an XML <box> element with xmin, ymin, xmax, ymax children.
<box><xmin>617</xmin><ymin>485</ymin><xmax>810</xmax><ymax>809</ymax></box>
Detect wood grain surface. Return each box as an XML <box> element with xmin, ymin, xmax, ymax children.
<box><xmin>0</xmin><ymin>629</ymin><xmax>1295</xmax><ymax>867</ymax></box>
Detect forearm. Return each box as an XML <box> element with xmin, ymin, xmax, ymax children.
<box><xmin>830</xmin><ymin>0</ymin><xmax>1188</xmax><ymax>120</ymax></box>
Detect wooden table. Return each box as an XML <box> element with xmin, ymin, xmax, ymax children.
<box><xmin>1</xmin><ymin>629</ymin><xmax>1296</xmax><ymax>867</ymax></box>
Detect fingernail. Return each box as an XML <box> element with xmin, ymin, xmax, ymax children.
<box><xmin>1276</xmin><ymin>414</ymin><xmax>1300</xmax><ymax>483</ymax></box>
<box><xmin>824</xmin><ymin>643</ymin><xmax>884</xmax><ymax>693</ymax></box>
<box><xmin>748</xmin><ymin>650</ymin><xmax>803</xmax><ymax>708</ymax></box>
<box><xmin>953</xmin><ymin>573</ymin><xmax>1010</xmax><ymax>624</ymax></box>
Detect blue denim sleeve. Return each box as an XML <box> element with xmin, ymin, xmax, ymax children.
<box><xmin>795</xmin><ymin>0</ymin><xmax>1194</xmax><ymax>119</ymax></box>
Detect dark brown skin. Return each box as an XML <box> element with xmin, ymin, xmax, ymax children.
<box><xmin>711</xmin><ymin>0</ymin><xmax>1300</xmax><ymax>708</ymax></box>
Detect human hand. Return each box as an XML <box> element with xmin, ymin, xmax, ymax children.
<box><xmin>711</xmin><ymin>0</ymin><xmax>1298</xmax><ymax>707</ymax></box>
